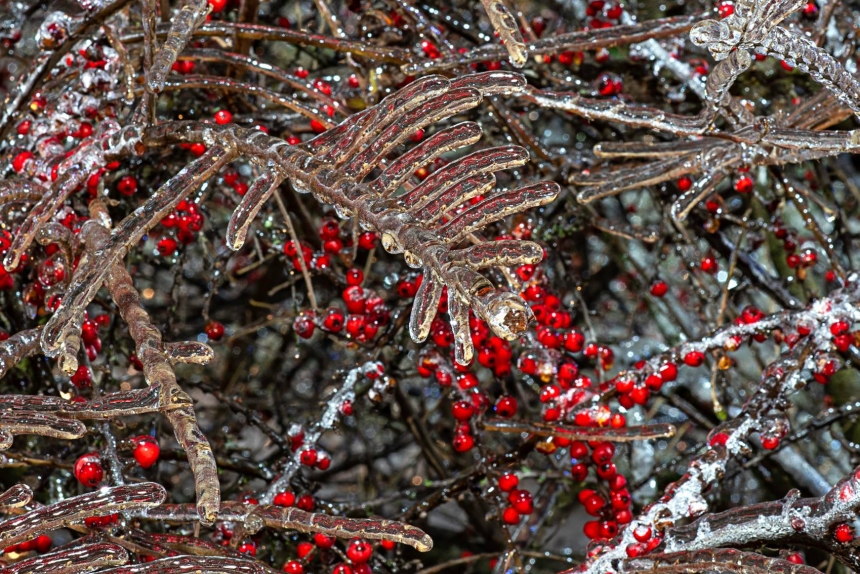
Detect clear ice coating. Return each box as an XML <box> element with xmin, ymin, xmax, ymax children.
<box><xmin>479</xmin><ymin>0</ymin><xmax>528</xmax><ymax>68</ymax></box>
<box><xmin>82</xmin><ymin>71</ymin><xmax>557</xmax><ymax>366</ymax></box>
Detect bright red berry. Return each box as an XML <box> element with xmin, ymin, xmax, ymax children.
<box><xmin>74</xmin><ymin>454</ymin><xmax>103</xmax><ymax>487</ymax></box>
<box><xmin>117</xmin><ymin>175</ymin><xmax>137</xmax><ymax>196</ymax></box>
<box><xmin>205</xmin><ymin>321</ymin><xmax>225</xmax><ymax>341</ymax></box>
<box><xmin>499</xmin><ymin>473</ymin><xmax>519</xmax><ymax>492</ymax></box>
<box><xmin>346</xmin><ymin>539</ymin><xmax>372</xmax><ymax>563</ymax></box>
<box><xmin>274</xmin><ymin>491</ymin><xmax>296</xmax><ymax>507</ymax></box>
<box><xmin>650</xmin><ymin>281</ymin><xmax>668</xmax><ymax>297</ymax></box>
<box><xmin>214</xmin><ymin>110</ymin><xmax>233</xmax><ymax>124</ymax></box>
<box><xmin>132</xmin><ymin>436</ymin><xmax>160</xmax><ymax>468</ymax></box>
<box><xmin>835</xmin><ymin>523</ymin><xmax>854</xmax><ymax>543</ymax></box>
<box><xmin>494</xmin><ymin>395</ymin><xmax>517</xmax><ymax>418</ymax></box>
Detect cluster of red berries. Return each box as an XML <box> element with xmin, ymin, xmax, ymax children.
<box><xmin>614</xmin><ymin>362</ymin><xmax>677</xmax><ymax>408</ymax></box>
<box><xmin>773</xmin><ymin>221</ymin><xmax>818</xmax><ymax>272</ymax></box>
<box><xmin>294</xmin><ymin>268</ymin><xmax>392</xmax><ymax>342</ymax></box>
<box><xmin>273</xmin><ymin>490</ymin><xmax>316</xmax><ymax>511</ymax></box>
<box><xmin>498</xmin><ymin>473</ymin><xmax>535</xmax><ymax>524</ymax></box>
<box><xmin>573</xmin><ymin>443</ymin><xmax>634</xmax><ymax>540</ymax></box>
<box><xmin>283</xmin><ymin>534</ymin><xmax>388</xmax><ymax>574</ymax></box>
<box><xmin>156</xmin><ymin>200</ymin><xmax>206</xmax><ymax>256</ymax></box>
<box><xmin>585</xmin><ymin>0</ymin><xmax>625</xmax><ymax>28</ymax></box>
<box><xmin>4</xmin><ymin>535</ymin><xmax>52</xmax><ymax>555</ymax></box>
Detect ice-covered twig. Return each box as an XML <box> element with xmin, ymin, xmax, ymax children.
<box><xmin>140</xmin><ymin>501</ymin><xmax>433</xmax><ymax>551</ymax></box>
<box><xmin>145</xmin><ymin>0</ymin><xmax>211</xmax><ymax>94</ymax></box>
<box><xmin>0</xmin><ymin>328</ymin><xmax>41</xmax><ymax>379</ymax></box>
<box><xmin>136</xmin><ymin>72</ymin><xmax>557</xmax><ymax>364</ymax></box>
<box><xmin>262</xmin><ymin>361</ymin><xmax>375</xmax><ymax>503</ymax></box>
<box><xmin>481</xmin><ymin>419</ymin><xmax>676</xmax><ymax>441</ymax></box>
<box><xmin>0</xmin><ymin>542</ymin><xmax>129</xmax><ymax>574</ymax></box>
<box><xmin>402</xmin><ymin>15</ymin><xmax>696</xmax><ymax>74</ymax></box>
<box><xmin>0</xmin><ymin>483</ymin><xmax>165</xmax><ymax>547</ymax></box>
<box><xmin>625</xmin><ymin>548</ymin><xmax>822</xmax><ymax>574</ymax></box>
<box><xmin>52</xmin><ymin>199</ymin><xmax>221</xmax><ymax>524</ymax></box>
<box><xmin>96</xmin><ymin>555</ymin><xmax>270</xmax><ymax>574</ymax></box>
<box><xmin>479</xmin><ymin>0</ymin><xmax>527</xmax><ymax>67</ymax></box>
<box><xmin>0</xmin><ymin>484</ymin><xmax>31</xmax><ymax>508</ymax></box>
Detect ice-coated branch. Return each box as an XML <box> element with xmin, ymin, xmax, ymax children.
<box><xmin>0</xmin><ymin>484</ymin><xmax>31</xmax><ymax>508</ymax></box>
<box><xmin>1</xmin><ymin>542</ymin><xmax>129</xmax><ymax>574</ymax></box>
<box><xmin>69</xmin><ymin>200</ymin><xmax>220</xmax><ymax>525</ymax></box>
<box><xmin>262</xmin><ymin>362</ymin><xmax>374</xmax><ymax>503</ymax></box>
<box><xmin>625</xmin><ymin>548</ymin><xmax>822</xmax><ymax>574</ymax></box>
<box><xmin>2</xmin><ymin>120</ymin><xmax>120</xmax><ymax>272</ymax></box>
<box><xmin>575</xmin><ymin>276</ymin><xmax>860</xmax><ymax>574</ymax></box>
<box><xmin>402</xmin><ymin>15</ymin><xmax>696</xmax><ymax>74</ymax></box>
<box><xmin>663</xmin><ymin>466</ymin><xmax>860</xmax><ymax>550</ymax></box>
<box><xmin>481</xmin><ymin>419</ymin><xmax>676</xmax><ymax>442</ymax></box>
<box><xmin>0</xmin><ymin>327</ymin><xmax>41</xmax><ymax>379</ymax></box>
<box><xmin>96</xmin><ymin>556</ymin><xmax>270</xmax><ymax>574</ymax></box>
<box><xmin>0</xmin><ymin>483</ymin><xmax>165</xmax><ymax>548</ymax></box>
<box><xmin>40</xmin><ymin>144</ymin><xmax>235</xmax><ymax>370</ymax></box>
<box><xmin>136</xmin><ymin>72</ymin><xmax>558</xmax><ymax>364</ymax></box>
<box><xmin>140</xmin><ymin>501</ymin><xmax>433</xmax><ymax>552</ymax></box>
<box><xmin>145</xmin><ymin>0</ymin><xmax>211</xmax><ymax>94</ymax></box>
<box><xmin>479</xmin><ymin>0</ymin><xmax>527</xmax><ymax>67</ymax></box>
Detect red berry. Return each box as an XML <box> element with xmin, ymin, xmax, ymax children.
<box><xmin>214</xmin><ymin>110</ymin><xmax>232</xmax><ymax>124</ymax></box>
<box><xmin>358</xmin><ymin>232</ymin><xmax>377</xmax><ymax>250</ymax></box>
<box><xmin>509</xmin><ymin>489</ymin><xmax>534</xmax><ymax>514</ymax></box>
<box><xmin>677</xmin><ymin>176</ymin><xmax>692</xmax><ymax>192</ymax></box>
<box><xmin>34</xmin><ymin>535</ymin><xmax>51</xmax><ymax>553</ymax></box>
<box><xmin>761</xmin><ymin>435</ymin><xmax>780</xmax><ymax>450</ymax></box>
<box><xmin>494</xmin><ymin>395</ymin><xmax>518</xmax><ymax>418</ymax></box>
<box><xmin>583</xmin><ymin>520</ymin><xmax>601</xmax><ymax>539</ymax></box>
<box><xmin>831</xmin><ymin>320</ymin><xmax>850</xmax><ymax>336</ymax></box>
<box><xmin>380</xmin><ymin>539</ymin><xmax>395</xmax><ymax>550</ymax></box>
<box><xmin>650</xmin><ymin>281</ymin><xmax>668</xmax><ymax>297</ymax></box>
<box><xmin>786</xmin><ymin>553</ymin><xmax>804</xmax><ymax>564</ymax></box>
<box><xmin>205</xmin><ymin>321</ymin><xmax>225</xmax><ymax>341</ymax></box>
<box><xmin>283</xmin><ymin>561</ymin><xmax>304</xmax><ymax>574</ymax></box>
<box><xmin>502</xmin><ymin>506</ymin><xmax>520</xmax><ymax>524</ymax></box>
<box><xmin>683</xmin><ymin>351</ymin><xmax>705</xmax><ymax>367</ymax></box>
<box><xmin>659</xmin><ymin>363</ymin><xmax>677</xmax><ymax>381</ymax></box>
<box><xmin>208</xmin><ymin>0</ymin><xmax>227</xmax><ymax>12</ymax></box>
<box><xmin>583</xmin><ymin>494</ymin><xmax>605</xmax><ymax>516</ymax></box>
<box><xmin>319</xmin><ymin>219</ymin><xmax>340</xmax><ymax>241</ymax></box>
<box><xmin>322</xmin><ymin>308</ymin><xmax>345</xmax><ymax>332</ymax></box>
<box><xmin>12</xmin><ymin>151</ymin><xmax>34</xmax><ymax>173</ymax></box>
<box><xmin>452</xmin><ymin>433</ymin><xmax>474</xmax><ymax>453</ymax></box>
<box><xmin>157</xmin><ymin>237</ymin><xmax>178</xmax><ymax>256</ymax></box>
<box><xmin>74</xmin><ymin>454</ymin><xmax>103</xmax><ymax>487</ymax></box>
<box><xmin>132</xmin><ymin>436</ymin><xmax>160</xmax><ymax>468</ymax></box>
<box><xmin>294</xmin><ymin>313</ymin><xmax>315</xmax><ymax>339</ymax></box>
<box><xmin>346</xmin><ymin>539</ymin><xmax>373</xmax><ymax>563</ymax></box>
<box><xmin>314</xmin><ymin>533</ymin><xmax>335</xmax><ymax>548</ymax></box>
<box><xmin>700</xmin><ymin>256</ymin><xmax>718</xmax><ymax>274</ymax></box>
<box><xmin>274</xmin><ymin>491</ymin><xmax>296</xmax><ymax>506</ymax></box>
<box><xmin>70</xmin><ymin>365</ymin><xmax>92</xmax><ymax>388</ymax></box>
<box><xmin>633</xmin><ymin>524</ymin><xmax>652</xmax><ymax>542</ymax></box>
<box><xmin>300</xmin><ymin>448</ymin><xmax>318</xmax><ymax>466</ymax></box>
<box><xmin>834</xmin><ymin>523</ymin><xmax>854</xmax><ymax>543</ymax></box>
<box><xmin>297</xmin><ymin>494</ymin><xmax>314</xmax><ymax>510</ymax></box>
<box><xmin>499</xmin><ymin>473</ymin><xmax>519</xmax><ymax>492</ymax></box>
<box><xmin>733</xmin><ymin>175</ymin><xmax>754</xmax><ymax>193</ymax></box>
<box><xmin>452</xmin><ymin>400</ymin><xmax>475</xmax><ymax>421</ymax></box>
<box><xmin>117</xmin><ymin>175</ymin><xmax>137</xmax><ymax>196</ymax></box>
<box><xmin>342</xmin><ymin>286</ymin><xmax>366</xmax><ymax>314</ymax></box>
